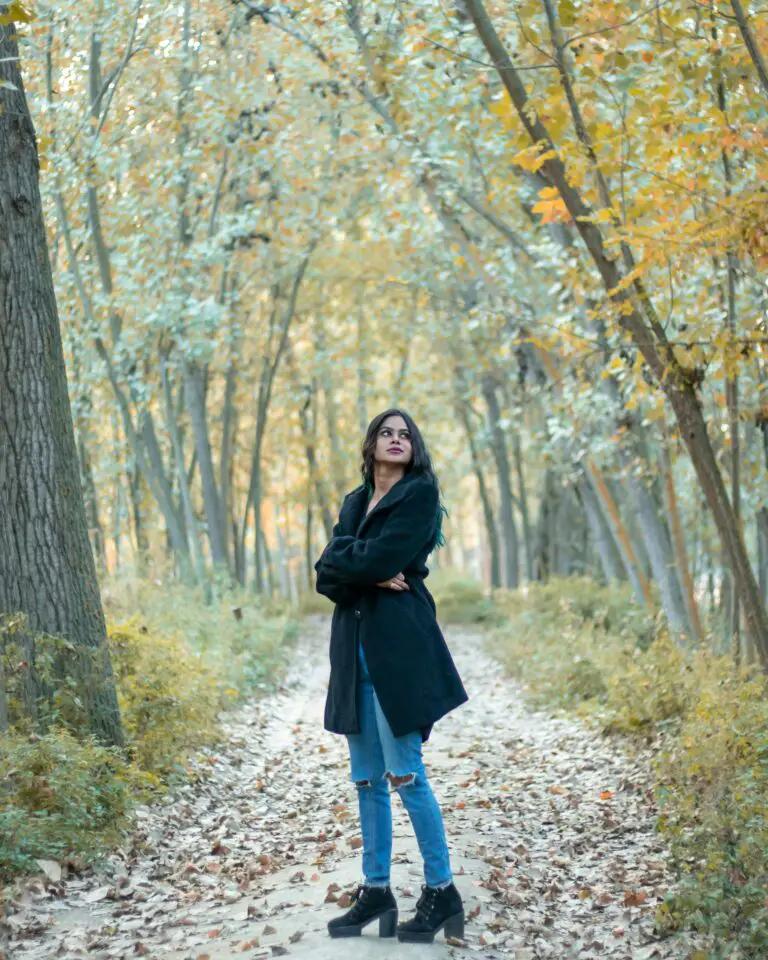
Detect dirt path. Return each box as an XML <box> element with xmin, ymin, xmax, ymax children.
<box><xmin>7</xmin><ymin>619</ymin><xmax>700</xmax><ymax>960</ymax></box>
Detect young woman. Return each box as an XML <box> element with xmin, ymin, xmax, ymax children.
<box><xmin>315</xmin><ymin>409</ymin><xmax>468</xmax><ymax>945</ymax></box>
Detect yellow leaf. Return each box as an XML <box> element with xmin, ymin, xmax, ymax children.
<box><xmin>532</xmin><ymin>196</ymin><xmax>570</xmax><ymax>224</ymax></box>
<box><xmin>513</xmin><ymin>143</ymin><xmax>558</xmax><ymax>173</ymax></box>
<box><xmin>0</xmin><ymin>0</ymin><xmax>36</xmax><ymax>25</ymax></box>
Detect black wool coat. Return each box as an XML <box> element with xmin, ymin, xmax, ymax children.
<box><xmin>315</xmin><ymin>470</ymin><xmax>468</xmax><ymax>742</ymax></box>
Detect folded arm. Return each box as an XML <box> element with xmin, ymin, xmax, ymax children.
<box><xmin>319</xmin><ymin>482</ymin><xmax>438</xmax><ymax>585</ymax></box>
<box><xmin>314</xmin><ymin>494</ymin><xmax>361</xmax><ymax>605</ymax></box>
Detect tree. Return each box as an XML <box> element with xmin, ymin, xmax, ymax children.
<box><xmin>0</xmin><ymin>4</ymin><xmax>123</xmax><ymax>746</ymax></box>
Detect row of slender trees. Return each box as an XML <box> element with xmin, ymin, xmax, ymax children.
<box><xmin>2</xmin><ymin>0</ymin><xmax>768</xmax><ymax>745</ymax></box>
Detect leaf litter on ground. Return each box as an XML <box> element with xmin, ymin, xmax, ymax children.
<box><xmin>5</xmin><ymin>617</ymin><xmax>706</xmax><ymax>959</ymax></box>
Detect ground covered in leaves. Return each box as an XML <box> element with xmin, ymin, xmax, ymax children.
<box><xmin>5</xmin><ymin>619</ymin><xmax>703</xmax><ymax>959</ymax></box>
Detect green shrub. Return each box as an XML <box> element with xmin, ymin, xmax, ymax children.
<box><xmin>0</xmin><ymin>579</ymin><xmax>295</xmax><ymax>882</ymax></box>
<box><xmin>487</xmin><ymin>576</ymin><xmax>768</xmax><ymax>955</ymax></box>
<box><xmin>653</xmin><ymin>658</ymin><xmax>768</xmax><ymax>954</ymax></box>
<box><xmin>600</xmin><ymin>633</ymin><xmax>694</xmax><ymax>735</ymax></box>
<box><xmin>0</xmin><ymin>727</ymin><xmax>151</xmax><ymax>881</ymax></box>
<box><xmin>298</xmin><ymin>591</ymin><xmax>335</xmax><ymax>616</ymax></box>
<box><xmin>103</xmin><ymin>578</ymin><xmax>295</xmax><ymax>701</ymax></box>
<box><xmin>487</xmin><ymin>578</ymin><xmax>651</xmax><ymax>709</ymax></box>
<box><xmin>108</xmin><ymin>620</ymin><xmax>226</xmax><ymax>777</ymax></box>
<box><xmin>429</xmin><ymin>570</ymin><xmax>500</xmax><ymax>625</ymax></box>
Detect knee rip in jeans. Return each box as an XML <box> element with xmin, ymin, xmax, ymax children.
<box><xmin>387</xmin><ymin>772</ymin><xmax>416</xmax><ymax>790</ymax></box>
<box><xmin>355</xmin><ymin>779</ymin><xmax>373</xmax><ymax>788</ymax></box>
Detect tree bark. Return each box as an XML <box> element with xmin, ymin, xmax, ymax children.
<box><xmin>511</xmin><ymin>431</ymin><xmax>534</xmax><ymax>580</ymax></box>
<box><xmin>662</xmin><ymin>439</ymin><xmax>704</xmax><ymax>644</ymax></box>
<box><xmin>186</xmin><ymin>360</ymin><xmax>228</xmax><ymax>570</ymax></box>
<box><xmin>0</xmin><ymin>18</ymin><xmax>123</xmax><ymax>745</ymax></box>
<box><xmin>584</xmin><ymin>464</ymin><xmax>653</xmax><ymax>605</ymax></box>
<box><xmin>452</xmin><ymin>361</ymin><xmax>501</xmax><ymax>589</ymax></box>
<box><xmin>730</xmin><ymin>0</ymin><xmax>768</xmax><ymax>100</ymax></box>
<box><xmin>161</xmin><ymin>356</ymin><xmax>208</xmax><ymax>594</ymax></box>
<box><xmin>575</xmin><ymin>476</ymin><xmax>625</xmax><ymax>582</ymax></box>
<box><xmin>482</xmin><ymin>375</ymin><xmax>519</xmax><ymax>588</ymax></box>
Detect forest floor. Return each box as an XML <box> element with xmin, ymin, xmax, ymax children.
<box><xmin>6</xmin><ymin>618</ymin><xmax>704</xmax><ymax>960</ymax></box>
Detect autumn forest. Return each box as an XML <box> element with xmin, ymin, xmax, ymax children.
<box><xmin>2</xmin><ymin>0</ymin><xmax>768</xmax><ymax>954</ymax></box>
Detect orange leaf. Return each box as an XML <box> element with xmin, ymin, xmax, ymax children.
<box><xmin>600</xmin><ymin>790</ymin><xmax>614</xmax><ymax>800</ymax></box>
<box><xmin>623</xmin><ymin>890</ymin><xmax>648</xmax><ymax>907</ymax></box>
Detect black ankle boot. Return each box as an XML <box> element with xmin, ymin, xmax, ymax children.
<box><xmin>397</xmin><ymin>882</ymin><xmax>464</xmax><ymax>943</ymax></box>
<box><xmin>327</xmin><ymin>884</ymin><xmax>398</xmax><ymax>939</ymax></box>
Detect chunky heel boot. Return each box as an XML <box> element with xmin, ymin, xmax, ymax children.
<box><xmin>327</xmin><ymin>884</ymin><xmax>398</xmax><ymax>939</ymax></box>
<box><xmin>397</xmin><ymin>882</ymin><xmax>464</xmax><ymax>944</ymax></box>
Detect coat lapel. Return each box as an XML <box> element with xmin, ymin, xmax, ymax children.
<box><xmin>355</xmin><ymin>472</ymin><xmax>419</xmax><ymax>538</ymax></box>
<box><xmin>337</xmin><ymin>486</ymin><xmax>368</xmax><ymax>536</ymax></box>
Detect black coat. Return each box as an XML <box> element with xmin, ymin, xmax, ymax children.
<box><xmin>315</xmin><ymin>470</ymin><xmax>468</xmax><ymax>742</ymax></box>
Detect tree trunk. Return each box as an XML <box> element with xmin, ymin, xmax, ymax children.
<box><xmin>161</xmin><ymin>356</ymin><xmax>208</xmax><ymax>596</ymax></box>
<box><xmin>482</xmin><ymin>376</ymin><xmax>519</xmax><ymax>588</ymax></box>
<box><xmin>575</xmin><ymin>476</ymin><xmax>625</xmax><ymax>582</ymax></box>
<box><xmin>729</xmin><ymin>0</ymin><xmax>768</xmax><ymax>100</ymax></box>
<box><xmin>511</xmin><ymin>431</ymin><xmax>534</xmax><ymax>580</ymax></box>
<box><xmin>533</xmin><ymin>470</ymin><xmax>554</xmax><ymax>581</ymax></box>
<box><xmin>185</xmin><ymin>360</ymin><xmax>228</xmax><ymax>571</ymax></box>
<box><xmin>453</xmin><ymin>370</ymin><xmax>501</xmax><ymax>588</ymax></box>
<box><xmin>624</xmin><ymin>466</ymin><xmax>692</xmax><ymax>638</ymax></box>
<box><xmin>661</xmin><ymin>440</ymin><xmax>703</xmax><ymax>644</ymax></box>
<box><xmin>584</xmin><ymin>464</ymin><xmax>652</xmax><ymax>605</ymax></box>
<box><xmin>758</xmin><ymin>508</ymin><xmax>768</xmax><ymax>606</ymax></box>
<box><xmin>0</xmin><ymin>22</ymin><xmax>123</xmax><ymax>745</ymax></box>
<box><xmin>78</xmin><ymin>431</ymin><xmax>106</xmax><ymax>574</ymax></box>
<box><xmin>220</xmin><ymin>356</ymin><xmax>238</xmax><ymax>572</ymax></box>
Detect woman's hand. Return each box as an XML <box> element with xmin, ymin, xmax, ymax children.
<box><xmin>376</xmin><ymin>572</ymin><xmax>410</xmax><ymax>591</ymax></box>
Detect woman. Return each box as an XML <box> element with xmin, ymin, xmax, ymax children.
<box><xmin>315</xmin><ymin>409</ymin><xmax>468</xmax><ymax>945</ymax></box>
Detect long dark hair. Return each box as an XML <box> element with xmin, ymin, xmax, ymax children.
<box><xmin>360</xmin><ymin>408</ymin><xmax>446</xmax><ymax>547</ymax></box>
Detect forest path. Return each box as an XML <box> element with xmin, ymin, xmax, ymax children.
<box><xmin>8</xmin><ymin>618</ymin><xmax>699</xmax><ymax>960</ymax></box>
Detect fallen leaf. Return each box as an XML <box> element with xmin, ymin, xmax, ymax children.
<box><xmin>35</xmin><ymin>859</ymin><xmax>62</xmax><ymax>882</ymax></box>
<box><xmin>623</xmin><ymin>889</ymin><xmax>648</xmax><ymax>907</ymax></box>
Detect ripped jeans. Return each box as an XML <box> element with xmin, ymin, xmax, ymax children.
<box><xmin>345</xmin><ymin>640</ymin><xmax>453</xmax><ymax>889</ymax></box>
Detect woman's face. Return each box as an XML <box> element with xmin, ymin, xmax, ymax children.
<box><xmin>374</xmin><ymin>415</ymin><xmax>413</xmax><ymax>469</ymax></box>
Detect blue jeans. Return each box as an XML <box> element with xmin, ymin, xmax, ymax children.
<box><xmin>345</xmin><ymin>640</ymin><xmax>453</xmax><ymax>889</ymax></box>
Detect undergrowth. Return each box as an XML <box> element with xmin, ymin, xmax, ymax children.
<box><xmin>488</xmin><ymin>577</ymin><xmax>768</xmax><ymax>958</ymax></box>
<box><xmin>0</xmin><ymin>579</ymin><xmax>295</xmax><ymax>882</ymax></box>
<box><xmin>429</xmin><ymin>568</ymin><xmax>501</xmax><ymax>625</ymax></box>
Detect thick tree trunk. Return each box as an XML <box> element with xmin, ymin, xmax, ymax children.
<box><xmin>0</xmin><ymin>22</ymin><xmax>123</xmax><ymax>745</ymax></box>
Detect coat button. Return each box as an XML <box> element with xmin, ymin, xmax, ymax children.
<box><xmin>354</xmin><ymin>608</ymin><xmax>362</xmax><ymax>619</ymax></box>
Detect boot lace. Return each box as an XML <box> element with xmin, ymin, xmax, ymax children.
<box><xmin>415</xmin><ymin>885</ymin><xmax>440</xmax><ymax>923</ymax></box>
